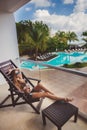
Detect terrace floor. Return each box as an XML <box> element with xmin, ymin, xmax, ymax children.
<box><xmin>0</xmin><ymin>68</ymin><xmax>87</xmax><ymax>130</ymax></box>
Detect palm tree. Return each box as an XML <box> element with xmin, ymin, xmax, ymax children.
<box><xmin>26</xmin><ymin>21</ymin><xmax>50</xmax><ymax>60</ymax></box>
<box><xmin>82</xmin><ymin>31</ymin><xmax>87</xmax><ymax>47</ymax></box>
<box><xmin>55</xmin><ymin>31</ymin><xmax>67</xmax><ymax>43</ymax></box>
<box><xmin>16</xmin><ymin>21</ymin><xmax>33</xmax><ymax>55</ymax></box>
<box><xmin>55</xmin><ymin>31</ymin><xmax>68</xmax><ymax>51</ymax></box>
<box><xmin>16</xmin><ymin>21</ymin><xmax>27</xmax><ymax>44</ymax></box>
<box><xmin>66</xmin><ymin>31</ymin><xmax>78</xmax><ymax>48</ymax></box>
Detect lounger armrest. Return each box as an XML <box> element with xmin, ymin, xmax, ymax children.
<box><xmin>9</xmin><ymin>87</ymin><xmax>24</xmax><ymax>96</ymax></box>
<box><xmin>27</xmin><ymin>77</ymin><xmax>41</xmax><ymax>83</ymax></box>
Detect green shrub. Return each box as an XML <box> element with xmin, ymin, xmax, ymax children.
<box><xmin>63</xmin><ymin>62</ymin><xmax>87</xmax><ymax>68</ymax></box>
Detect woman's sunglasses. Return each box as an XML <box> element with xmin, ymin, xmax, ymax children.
<box><xmin>15</xmin><ymin>70</ymin><xmax>21</xmax><ymax>75</ymax></box>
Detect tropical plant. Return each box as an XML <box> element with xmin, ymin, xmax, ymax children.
<box><xmin>54</xmin><ymin>31</ymin><xmax>68</xmax><ymax>51</ymax></box>
<box><xmin>25</xmin><ymin>20</ymin><xmax>50</xmax><ymax>60</ymax></box>
<box><xmin>46</xmin><ymin>37</ymin><xmax>56</xmax><ymax>52</ymax></box>
<box><xmin>66</xmin><ymin>31</ymin><xmax>78</xmax><ymax>45</ymax></box>
<box><xmin>16</xmin><ymin>21</ymin><xmax>27</xmax><ymax>44</ymax></box>
<box><xmin>82</xmin><ymin>31</ymin><xmax>87</xmax><ymax>47</ymax></box>
<box><xmin>16</xmin><ymin>21</ymin><xmax>30</xmax><ymax>54</ymax></box>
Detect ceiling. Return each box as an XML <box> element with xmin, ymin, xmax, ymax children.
<box><xmin>0</xmin><ymin>0</ymin><xmax>31</xmax><ymax>13</ymax></box>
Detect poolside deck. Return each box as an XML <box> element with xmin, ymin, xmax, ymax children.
<box><xmin>0</xmin><ymin>68</ymin><xmax>87</xmax><ymax>130</ymax></box>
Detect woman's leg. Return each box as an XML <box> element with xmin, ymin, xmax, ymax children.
<box><xmin>33</xmin><ymin>83</ymin><xmax>54</xmax><ymax>95</ymax></box>
<box><xmin>32</xmin><ymin>91</ymin><xmax>73</xmax><ymax>102</ymax></box>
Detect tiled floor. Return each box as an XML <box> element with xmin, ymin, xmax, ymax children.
<box><xmin>22</xmin><ymin>68</ymin><xmax>87</xmax><ymax>117</ymax></box>
<box><xmin>0</xmin><ymin>68</ymin><xmax>87</xmax><ymax>130</ymax></box>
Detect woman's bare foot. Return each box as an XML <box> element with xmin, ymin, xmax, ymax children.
<box><xmin>64</xmin><ymin>98</ymin><xmax>73</xmax><ymax>102</ymax></box>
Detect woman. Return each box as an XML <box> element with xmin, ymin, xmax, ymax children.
<box><xmin>10</xmin><ymin>68</ymin><xmax>73</xmax><ymax>102</ymax></box>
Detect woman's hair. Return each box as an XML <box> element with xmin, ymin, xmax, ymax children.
<box><xmin>10</xmin><ymin>68</ymin><xmax>21</xmax><ymax>78</ymax></box>
<box><xmin>10</xmin><ymin>69</ymin><xmax>16</xmax><ymax>78</ymax></box>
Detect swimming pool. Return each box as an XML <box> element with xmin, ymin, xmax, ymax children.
<box><xmin>21</xmin><ymin>51</ymin><xmax>87</xmax><ymax>70</ymax></box>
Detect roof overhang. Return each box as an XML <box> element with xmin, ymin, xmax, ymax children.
<box><xmin>0</xmin><ymin>0</ymin><xmax>31</xmax><ymax>13</ymax></box>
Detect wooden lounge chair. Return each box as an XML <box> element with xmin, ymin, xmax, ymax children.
<box><xmin>0</xmin><ymin>59</ymin><xmax>43</xmax><ymax>114</ymax></box>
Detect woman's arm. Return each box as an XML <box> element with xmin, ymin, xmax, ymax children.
<box><xmin>15</xmin><ymin>85</ymin><xmax>23</xmax><ymax>92</ymax></box>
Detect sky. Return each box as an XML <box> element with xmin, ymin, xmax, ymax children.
<box><xmin>14</xmin><ymin>0</ymin><xmax>87</xmax><ymax>41</ymax></box>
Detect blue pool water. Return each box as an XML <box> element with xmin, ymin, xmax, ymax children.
<box><xmin>21</xmin><ymin>51</ymin><xmax>87</xmax><ymax>70</ymax></box>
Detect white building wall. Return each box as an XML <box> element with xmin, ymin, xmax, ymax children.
<box><xmin>0</xmin><ymin>12</ymin><xmax>20</xmax><ymax>84</ymax></box>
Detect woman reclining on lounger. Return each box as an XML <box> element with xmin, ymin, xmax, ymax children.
<box><xmin>9</xmin><ymin>68</ymin><xmax>73</xmax><ymax>102</ymax></box>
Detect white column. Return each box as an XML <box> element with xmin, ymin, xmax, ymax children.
<box><xmin>0</xmin><ymin>12</ymin><xmax>20</xmax><ymax>84</ymax></box>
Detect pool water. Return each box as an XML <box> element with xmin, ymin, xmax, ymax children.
<box><xmin>21</xmin><ymin>51</ymin><xmax>87</xmax><ymax>70</ymax></box>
